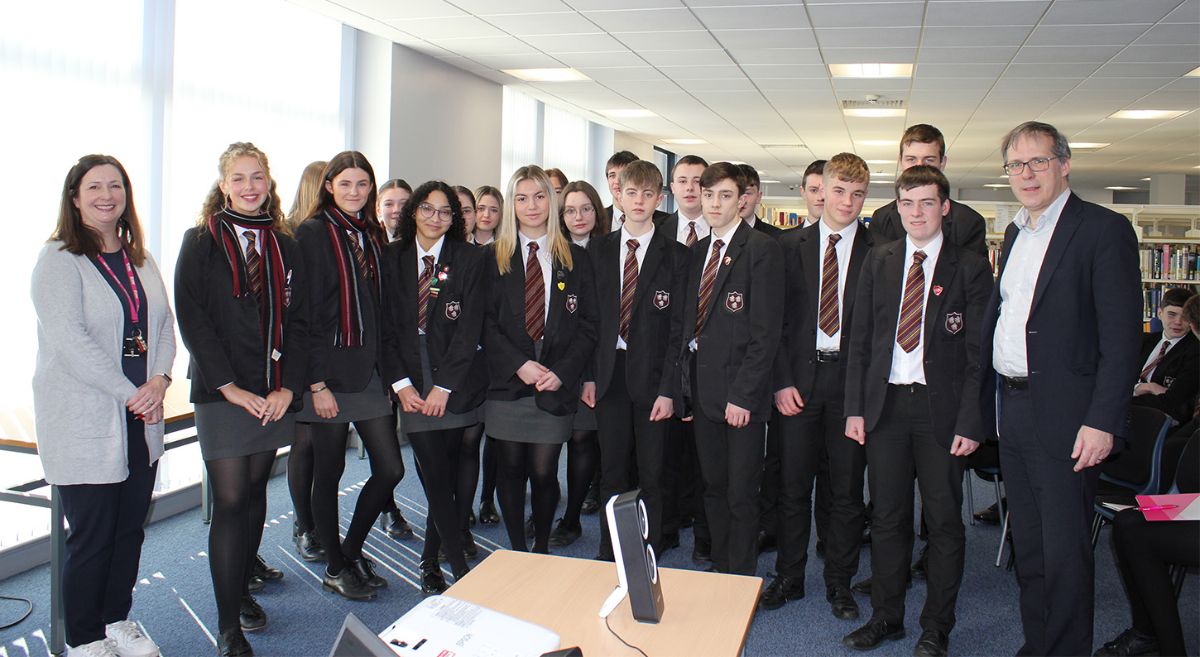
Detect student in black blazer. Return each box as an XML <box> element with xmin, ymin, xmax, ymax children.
<box><xmin>980</xmin><ymin>123</ymin><xmax>1142</xmax><ymax>657</ymax></box>
<box><xmin>1131</xmin><ymin>288</ymin><xmax>1199</xmax><ymax>423</ymax></box>
<box><xmin>842</xmin><ymin>166</ymin><xmax>994</xmax><ymax>656</ymax></box>
<box><xmin>658</xmin><ymin>154</ymin><xmax>714</xmax><ymax>561</ymax></box>
<box><xmin>678</xmin><ymin>162</ymin><xmax>784</xmax><ymax>576</ymax></box>
<box><xmin>482</xmin><ymin>165</ymin><xmax>598</xmax><ymax>553</ymax></box>
<box><xmin>583</xmin><ymin>162</ymin><xmax>688</xmax><ymax>559</ymax></box>
<box><xmin>763</xmin><ymin>153</ymin><xmax>876</xmax><ymax>616</ymax></box>
<box><xmin>175</xmin><ymin>143</ymin><xmax>308</xmax><ymax>656</ymax></box>
<box><xmin>294</xmin><ymin>152</ymin><xmax>403</xmax><ymax>601</ymax></box>
<box><xmin>869</xmin><ymin>125</ymin><xmax>988</xmax><ymax>259</ymax></box>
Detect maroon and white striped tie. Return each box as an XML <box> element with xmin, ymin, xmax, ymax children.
<box><xmin>818</xmin><ymin>233</ymin><xmax>841</xmax><ymax>336</ymax></box>
<box><xmin>695</xmin><ymin>239</ymin><xmax>725</xmax><ymax>336</ymax></box>
<box><xmin>524</xmin><ymin>242</ymin><xmax>545</xmax><ymax>341</ymax></box>
<box><xmin>896</xmin><ymin>250</ymin><xmax>928</xmax><ymax>353</ymax></box>
<box><xmin>619</xmin><ymin>239</ymin><xmax>640</xmax><ymax>342</ymax></box>
<box><xmin>243</xmin><ymin>230</ymin><xmax>262</xmax><ymax>298</ymax></box>
<box><xmin>417</xmin><ymin>255</ymin><xmax>435</xmax><ymax>332</ymax></box>
<box><xmin>685</xmin><ymin>221</ymin><xmax>698</xmax><ymax>248</ymax></box>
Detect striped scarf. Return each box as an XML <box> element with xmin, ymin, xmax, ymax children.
<box><xmin>209</xmin><ymin>209</ymin><xmax>288</xmax><ymax>390</ymax></box>
<box><xmin>322</xmin><ymin>206</ymin><xmax>382</xmax><ymax>347</ymax></box>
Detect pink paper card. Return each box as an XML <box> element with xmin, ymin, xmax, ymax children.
<box><xmin>1134</xmin><ymin>493</ymin><xmax>1200</xmax><ymax>522</ymax></box>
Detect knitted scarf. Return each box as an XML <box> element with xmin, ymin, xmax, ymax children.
<box><xmin>322</xmin><ymin>206</ymin><xmax>382</xmax><ymax>347</ymax></box>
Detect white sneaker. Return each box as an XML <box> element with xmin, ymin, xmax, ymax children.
<box><xmin>66</xmin><ymin>638</ymin><xmax>119</xmax><ymax>657</ymax></box>
<box><xmin>105</xmin><ymin>620</ymin><xmax>160</xmax><ymax>657</ymax></box>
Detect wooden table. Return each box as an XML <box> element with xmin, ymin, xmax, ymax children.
<box><xmin>444</xmin><ymin>550</ymin><xmax>763</xmax><ymax>657</ymax></box>
<box><xmin>0</xmin><ymin>384</ymin><xmax>194</xmax><ymax>656</ymax></box>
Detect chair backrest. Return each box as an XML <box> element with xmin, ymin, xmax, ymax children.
<box><xmin>1100</xmin><ymin>406</ymin><xmax>1176</xmax><ymax>495</ymax></box>
<box><xmin>1168</xmin><ymin>427</ymin><xmax>1198</xmax><ymax>495</ymax></box>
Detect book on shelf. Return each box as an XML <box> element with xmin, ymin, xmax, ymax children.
<box><xmin>1140</xmin><ymin>244</ymin><xmax>1198</xmax><ymax>281</ymax></box>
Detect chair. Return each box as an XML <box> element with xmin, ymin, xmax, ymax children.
<box><xmin>965</xmin><ymin>440</ymin><xmax>1009</xmax><ymax>567</ymax></box>
<box><xmin>1090</xmin><ymin>406</ymin><xmax>1177</xmax><ymax>548</ymax></box>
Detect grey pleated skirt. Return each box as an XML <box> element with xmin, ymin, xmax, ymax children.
<box><xmin>195</xmin><ymin>400</ymin><xmax>294</xmax><ymax>460</ymax></box>
<box><xmin>399</xmin><ymin>336</ymin><xmax>479</xmax><ymax>434</ymax></box>
<box><xmin>484</xmin><ymin>339</ymin><xmax>572</xmax><ymax>444</ymax></box>
<box><xmin>295</xmin><ymin>371</ymin><xmax>393</xmax><ymax>424</ymax></box>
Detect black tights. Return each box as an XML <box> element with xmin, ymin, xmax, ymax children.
<box><xmin>308</xmin><ymin>415</ymin><xmax>404</xmax><ymax>574</ymax></box>
<box><xmin>496</xmin><ymin>440</ymin><xmax>562</xmax><ymax>552</ymax></box>
<box><xmin>287</xmin><ymin>423</ymin><xmax>315</xmax><ymax>531</ymax></box>
<box><xmin>206</xmin><ymin>451</ymin><xmax>275</xmax><ymax>633</ymax></box>
<box><xmin>562</xmin><ymin>430</ymin><xmax>598</xmax><ymax>527</ymax></box>
<box><xmin>458</xmin><ymin>424</ymin><xmax>484</xmax><ymax>529</ymax></box>
<box><xmin>480</xmin><ymin>435</ymin><xmax>500</xmax><ymax>507</ymax></box>
<box><xmin>408</xmin><ymin>428</ymin><xmax>470</xmax><ymax>574</ymax></box>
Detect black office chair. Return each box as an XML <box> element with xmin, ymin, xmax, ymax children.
<box><xmin>965</xmin><ymin>440</ymin><xmax>1009</xmax><ymax>567</ymax></box>
<box><xmin>1090</xmin><ymin>406</ymin><xmax>1177</xmax><ymax>548</ymax></box>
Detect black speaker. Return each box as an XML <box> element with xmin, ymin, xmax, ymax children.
<box><xmin>598</xmin><ymin>489</ymin><xmax>665</xmax><ymax>623</ymax></box>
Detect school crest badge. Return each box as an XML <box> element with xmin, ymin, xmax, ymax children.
<box><xmin>726</xmin><ymin>291</ymin><xmax>744</xmax><ymax>312</ymax></box>
<box><xmin>654</xmin><ymin>290</ymin><xmax>670</xmax><ymax>309</ymax></box>
<box><xmin>445</xmin><ymin>301</ymin><xmax>461</xmax><ymax>321</ymax></box>
<box><xmin>945</xmin><ymin>312</ymin><xmax>963</xmax><ymax>335</ymax></box>
<box><xmin>566</xmin><ymin>294</ymin><xmax>578</xmax><ymax>314</ymax></box>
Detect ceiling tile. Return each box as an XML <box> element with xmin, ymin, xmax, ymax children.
<box><xmin>552</xmin><ymin>50</ymin><xmax>644</xmax><ymax>67</ymax></box>
<box><xmin>643</xmin><ymin>49</ymin><xmax>734</xmax><ymax>66</ymax></box>
<box><xmin>346</xmin><ymin>0</ymin><xmax>466</xmax><ymax>20</ymax></box>
<box><xmin>1025</xmin><ymin>24</ymin><xmax>1153</xmax><ymax>46</ymax></box>
<box><xmin>806</xmin><ymin>2</ymin><xmax>924</xmax><ymax>28</ymax></box>
<box><xmin>924</xmin><ymin>1</ymin><xmax>1049</xmax><ymax>26</ymax></box>
<box><xmin>471</xmin><ymin>52</ymin><xmax>563</xmax><ymax>68</ymax></box>
<box><xmin>743</xmin><ymin>63</ymin><xmax>830</xmax><ymax>78</ymax></box>
<box><xmin>918</xmin><ymin>46</ymin><xmax>1020</xmax><ymax>64</ymax></box>
<box><xmin>910</xmin><ymin>77</ymin><xmax>996</xmax><ymax>90</ymax></box>
<box><xmin>822</xmin><ymin>47</ymin><xmax>918</xmax><ymax>64</ymax></box>
<box><xmin>1093</xmin><ymin>61</ymin><xmax>1198</xmax><ymax>77</ymax></box>
<box><xmin>1128</xmin><ymin>91</ymin><xmax>1200</xmax><ymax>110</ymax></box>
<box><xmin>483</xmin><ymin>11</ymin><xmax>597</xmax><ymax>35</ymax></box>
<box><xmin>610</xmin><ymin>30</ymin><xmax>719</xmax><ymax>50</ymax></box>
<box><xmin>814</xmin><ymin>27</ymin><xmax>920</xmax><ymax>48</ymax></box>
<box><xmin>1011</xmin><ymin>45</ymin><xmax>1124</xmax><ymax>63</ymax></box>
<box><xmin>467</xmin><ymin>0</ymin><xmax>571</xmax><ymax>13</ymax></box>
<box><xmin>566</xmin><ymin>0</ymin><xmax>679</xmax><ymax>9</ymax></box>
<box><xmin>989</xmin><ymin>76</ymin><xmax>1081</xmax><ymax>91</ymax></box>
<box><xmin>916</xmin><ymin>62</ymin><xmax>1009</xmax><ymax>77</ymax></box>
<box><xmin>1041</xmin><ymin>0</ymin><xmax>1180</xmax><ymax>25</ymax></box>
<box><xmin>1135</xmin><ymin>22</ymin><xmax>1200</xmax><ymax>45</ymax></box>
<box><xmin>831</xmin><ymin>77</ymin><xmax>913</xmax><ymax>92</ymax></box>
<box><xmin>921</xmin><ymin>26</ymin><xmax>1034</xmax><ymax>47</ymax></box>
<box><xmin>728</xmin><ymin>48</ymin><xmax>823</xmax><ymax>66</ymax></box>
<box><xmin>678</xmin><ymin>78</ymin><xmax>758</xmax><ymax>92</ymax></box>
<box><xmin>386</xmin><ymin>15</ymin><xmax>508</xmax><ymax>39</ymax></box>
<box><xmin>582</xmin><ymin>8</ymin><xmax>702</xmax><ymax>32</ymax></box>
<box><xmin>522</xmin><ymin>32</ymin><xmax>626</xmax><ymax>52</ymax></box>
<box><xmin>577</xmin><ymin>66</ymin><xmax>667</xmax><ymax>81</ymax></box>
<box><xmin>1003</xmin><ymin>62</ymin><xmax>1100</xmax><ymax>77</ymax></box>
<box><xmin>662</xmin><ymin>65</ymin><xmax>744</xmax><ymax>80</ymax></box>
<box><xmin>1112</xmin><ymin>44</ymin><xmax>1200</xmax><ymax>63</ymax></box>
<box><xmin>1161</xmin><ymin>0</ymin><xmax>1200</xmax><ymax>23</ymax></box>
<box><xmin>429</xmin><ymin>35</ymin><xmax>541</xmax><ymax>56</ymax></box>
<box><xmin>691</xmin><ymin>5</ymin><xmax>811</xmax><ymax>30</ymax></box>
<box><xmin>711</xmin><ymin>29</ymin><xmax>817</xmax><ymax>49</ymax></box>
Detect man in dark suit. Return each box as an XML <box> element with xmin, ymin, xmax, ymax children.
<box><xmin>679</xmin><ymin>161</ymin><xmax>784</xmax><ymax>576</ymax></box>
<box><xmin>981</xmin><ymin>121</ymin><xmax>1142</xmax><ymax>656</ymax></box>
<box><xmin>657</xmin><ymin>154</ymin><xmax>713</xmax><ymax>562</ymax></box>
<box><xmin>842</xmin><ymin>166</ymin><xmax>994</xmax><ymax>656</ymax></box>
<box><xmin>1132</xmin><ymin>287</ymin><xmax>1199</xmax><ymax>423</ymax></box>
<box><xmin>800</xmin><ymin>160</ymin><xmax>827</xmax><ymax>228</ymax></box>
<box><xmin>869</xmin><ymin>124</ymin><xmax>988</xmax><ymax>259</ymax></box>
<box><xmin>584</xmin><ymin>161</ymin><xmax>688</xmax><ymax>559</ymax></box>
<box><xmin>603</xmin><ymin>150</ymin><xmax>669</xmax><ymax>228</ymax></box>
<box><xmin>763</xmin><ymin>153</ymin><xmax>874</xmax><ymax>616</ymax></box>
<box><xmin>737</xmin><ymin>163</ymin><xmax>783</xmax><ymax>239</ymax></box>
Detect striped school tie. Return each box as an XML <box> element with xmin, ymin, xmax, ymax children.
<box><xmin>348</xmin><ymin>231</ymin><xmax>372</xmax><ymax>279</ymax></box>
<box><xmin>1139</xmin><ymin>341</ymin><xmax>1170</xmax><ymax>382</ymax></box>
<box><xmin>525</xmin><ymin>242</ymin><xmax>545</xmax><ymax>341</ymax></box>
<box><xmin>896</xmin><ymin>250</ymin><xmax>928</xmax><ymax>353</ymax></box>
<box><xmin>695</xmin><ymin>239</ymin><xmax>725</xmax><ymax>336</ymax></box>
<box><xmin>818</xmin><ymin>234</ymin><xmax>841</xmax><ymax>336</ymax></box>
<box><xmin>685</xmin><ymin>221</ymin><xmax>698</xmax><ymax>248</ymax></box>
<box><xmin>243</xmin><ymin>230</ymin><xmax>262</xmax><ymax>298</ymax></box>
<box><xmin>417</xmin><ymin>255</ymin><xmax>435</xmax><ymax>332</ymax></box>
<box><xmin>619</xmin><ymin>239</ymin><xmax>640</xmax><ymax>342</ymax></box>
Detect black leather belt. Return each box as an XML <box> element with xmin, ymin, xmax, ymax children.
<box><xmin>1000</xmin><ymin>375</ymin><xmax>1030</xmax><ymax>390</ymax></box>
<box><xmin>815</xmin><ymin>351</ymin><xmax>840</xmax><ymax>363</ymax></box>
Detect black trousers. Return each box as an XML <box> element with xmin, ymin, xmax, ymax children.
<box><xmin>596</xmin><ymin>351</ymin><xmax>668</xmax><ymax>557</ymax></box>
<box><xmin>822</xmin><ymin>375</ymin><xmax>868</xmax><ymax>591</ymax></box>
<box><xmin>865</xmin><ymin>384</ymin><xmax>966</xmax><ymax>632</ymax></box>
<box><xmin>58</xmin><ymin>417</ymin><xmax>156</xmax><ymax>647</ymax></box>
<box><xmin>1112</xmin><ymin>509</ymin><xmax>1198</xmax><ymax>656</ymax></box>
<box><xmin>407</xmin><ymin>428</ymin><xmax>469</xmax><ymax>574</ymax></box>
<box><xmin>999</xmin><ymin>383</ymin><xmax>1099</xmax><ymax>657</ymax></box>
<box><xmin>775</xmin><ymin>360</ymin><xmax>843</xmax><ymax>580</ymax></box>
<box><xmin>758</xmin><ymin>418</ymin><xmax>781</xmax><ymax>539</ymax></box>
<box><xmin>662</xmin><ymin>417</ymin><xmax>708</xmax><ymax>548</ymax></box>
<box><xmin>693</xmin><ymin>414</ymin><xmax>764</xmax><ymax>576</ymax></box>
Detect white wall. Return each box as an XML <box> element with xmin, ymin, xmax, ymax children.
<box><xmin>352</xmin><ymin>30</ymin><xmax>393</xmax><ymax>175</ymax></box>
<box><xmin>613</xmin><ymin>131</ymin><xmax>657</xmax><ymax>162</ymax></box>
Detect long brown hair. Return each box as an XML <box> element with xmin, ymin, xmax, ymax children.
<box><xmin>558</xmin><ymin>180</ymin><xmax>608</xmax><ymax>239</ymax></box>
<box><xmin>313</xmin><ymin>151</ymin><xmax>385</xmax><ymax>245</ymax></box>
<box><xmin>288</xmin><ymin>160</ymin><xmax>327</xmax><ymax>227</ymax></box>
<box><xmin>196</xmin><ymin>142</ymin><xmax>288</xmax><ymax>233</ymax></box>
<box><xmin>53</xmin><ymin>154</ymin><xmax>146</xmax><ymax>266</ymax></box>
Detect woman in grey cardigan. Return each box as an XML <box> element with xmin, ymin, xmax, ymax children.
<box><xmin>31</xmin><ymin>155</ymin><xmax>176</xmax><ymax>657</ymax></box>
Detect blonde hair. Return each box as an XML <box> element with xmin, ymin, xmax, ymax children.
<box><xmin>824</xmin><ymin>152</ymin><xmax>870</xmax><ymax>185</ymax></box>
<box><xmin>495</xmin><ymin>165</ymin><xmax>573</xmax><ymax>274</ymax></box>
<box><xmin>288</xmin><ymin>160</ymin><xmax>327</xmax><ymax>227</ymax></box>
<box><xmin>197</xmin><ymin>142</ymin><xmax>288</xmax><ymax>233</ymax></box>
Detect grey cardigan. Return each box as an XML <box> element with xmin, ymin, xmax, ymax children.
<box><xmin>31</xmin><ymin>241</ymin><xmax>176</xmax><ymax>486</ymax></box>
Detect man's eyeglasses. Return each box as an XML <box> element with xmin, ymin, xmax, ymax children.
<box><xmin>1002</xmin><ymin>157</ymin><xmax>1059</xmax><ymax>176</ymax></box>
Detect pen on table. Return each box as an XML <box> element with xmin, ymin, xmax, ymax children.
<box><xmin>1135</xmin><ymin>504</ymin><xmax>1178</xmax><ymax>511</ymax></box>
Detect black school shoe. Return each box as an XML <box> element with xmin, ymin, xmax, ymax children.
<box><xmin>380</xmin><ymin>508</ymin><xmax>415</xmax><ymax>540</ymax></box>
<box><xmin>217</xmin><ymin>628</ymin><xmax>252</xmax><ymax>657</ymax></box>
<box><xmin>478</xmin><ymin>500</ymin><xmax>501</xmax><ymax>525</ymax></box>
<box><xmin>322</xmin><ymin>566</ymin><xmax>377</xmax><ymax>600</ymax></box>
<box><xmin>419</xmin><ymin>560</ymin><xmax>448</xmax><ymax>595</ymax></box>
<box><xmin>238</xmin><ymin>595</ymin><xmax>267</xmax><ymax>632</ymax></box>
<box><xmin>350</xmin><ymin>556</ymin><xmax>387</xmax><ymax>588</ymax></box>
<box><xmin>758</xmin><ymin>575</ymin><xmax>805</xmax><ymax>610</ymax></box>
<box><xmin>1094</xmin><ymin>628</ymin><xmax>1158</xmax><ymax>656</ymax></box>
<box><xmin>549</xmin><ymin>519</ymin><xmax>582</xmax><ymax>547</ymax></box>
<box><xmin>842</xmin><ymin>618</ymin><xmax>905</xmax><ymax>650</ymax></box>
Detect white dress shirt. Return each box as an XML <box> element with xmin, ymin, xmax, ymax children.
<box><xmin>616</xmin><ymin>224</ymin><xmax>655</xmax><ymax>350</ymax></box>
<box><xmin>573</xmin><ymin>236</ymin><xmax>590</xmax><ymax>248</ymax></box>
<box><xmin>393</xmin><ymin>236</ymin><xmax>452</xmax><ymax>394</ymax></box>
<box><xmin>675</xmin><ymin>212</ymin><xmax>710</xmax><ymax>246</ymax></box>
<box><xmin>993</xmin><ymin>188</ymin><xmax>1072</xmax><ymax>378</ymax></box>
<box><xmin>1140</xmin><ymin>334</ymin><xmax>1183</xmax><ymax>381</ymax></box>
<box><xmin>889</xmin><ymin>232</ymin><xmax>944</xmax><ymax>385</ymax></box>
<box><xmin>519</xmin><ymin>232</ymin><xmax>552</xmax><ymax>323</ymax></box>
<box><xmin>237</xmin><ymin>228</ymin><xmax>263</xmax><ymax>259</ymax></box>
<box><xmin>803</xmin><ymin>216</ymin><xmax>820</xmax><ymax>228</ymax></box>
<box><xmin>816</xmin><ymin>219</ymin><xmax>859</xmax><ymax>352</ymax></box>
<box><xmin>689</xmin><ymin>221</ymin><xmax>739</xmax><ymax>351</ymax></box>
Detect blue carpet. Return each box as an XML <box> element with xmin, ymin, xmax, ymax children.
<box><xmin>0</xmin><ymin>446</ymin><xmax>1195</xmax><ymax>656</ymax></box>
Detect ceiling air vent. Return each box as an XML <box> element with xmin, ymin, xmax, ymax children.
<box><xmin>842</xmin><ymin>99</ymin><xmax>905</xmax><ymax>110</ymax></box>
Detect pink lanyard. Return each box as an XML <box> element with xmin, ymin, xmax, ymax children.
<box><xmin>95</xmin><ymin>250</ymin><xmax>142</xmax><ymax>324</ymax></box>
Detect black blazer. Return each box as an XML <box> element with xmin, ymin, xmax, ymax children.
<box><xmin>175</xmin><ymin>226</ymin><xmax>309</xmax><ymax>405</ymax></box>
<box><xmin>587</xmin><ymin>229</ymin><xmax>688</xmax><ymax>404</ymax></box>
<box><xmin>294</xmin><ymin>217</ymin><xmax>385</xmax><ymax>394</ymax></box>
<box><xmin>844</xmin><ymin>239</ymin><xmax>994</xmax><ymax>446</ymax></box>
<box><xmin>382</xmin><ymin>239</ymin><xmax>487</xmax><ymax>414</ymax></box>
<box><xmin>751</xmin><ymin>217</ymin><xmax>784</xmax><ymax>239</ymax></box>
<box><xmin>679</xmin><ymin>221</ymin><xmax>785</xmax><ymax>422</ymax></box>
<box><xmin>980</xmin><ymin>193</ymin><xmax>1143</xmax><ymax>451</ymax></box>
<box><xmin>871</xmin><ymin>199</ymin><xmax>988</xmax><ymax>258</ymax></box>
<box><xmin>773</xmin><ymin>222</ymin><xmax>875</xmax><ymax>398</ymax></box>
<box><xmin>483</xmin><ymin>242</ymin><xmax>598</xmax><ymax>415</ymax></box>
<box><xmin>1131</xmin><ymin>331</ymin><xmax>1199</xmax><ymax>423</ymax></box>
